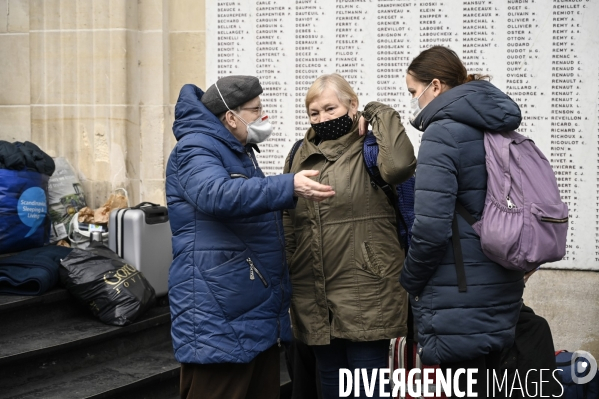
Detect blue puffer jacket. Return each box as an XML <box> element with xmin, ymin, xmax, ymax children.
<box><xmin>166</xmin><ymin>84</ymin><xmax>295</xmax><ymax>364</ymax></box>
<box><xmin>400</xmin><ymin>80</ymin><xmax>525</xmax><ymax>365</ymax></box>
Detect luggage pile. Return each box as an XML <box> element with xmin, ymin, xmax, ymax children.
<box><xmin>0</xmin><ymin>140</ymin><xmax>173</xmax><ymax>325</ymax></box>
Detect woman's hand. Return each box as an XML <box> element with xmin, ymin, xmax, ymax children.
<box><xmin>294</xmin><ymin>170</ymin><xmax>335</xmax><ymax>202</ymax></box>
<box><xmin>358</xmin><ymin>115</ymin><xmax>369</xmax><ymax>136</ymax></box>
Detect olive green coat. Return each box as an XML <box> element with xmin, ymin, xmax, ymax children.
<box><xmin>283</xmin><ymin>102</ymin><xmax>417</xmax><ymax>345</ymax></box>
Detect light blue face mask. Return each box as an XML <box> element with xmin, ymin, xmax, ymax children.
<box><xmin>409</xmin><ymin>81</ymin><xmax>433</xmax><ymax>124</ymax></box>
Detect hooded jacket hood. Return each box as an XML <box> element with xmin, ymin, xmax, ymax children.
<box><xmin>412</xmin><ymin>80</ymin><xmax>522</xmax><ymax>133</ymax></box>
<box><xmin>172</xmin><ymin>84</ymin><xmax>246</xmax><ymax>153</ymax></box>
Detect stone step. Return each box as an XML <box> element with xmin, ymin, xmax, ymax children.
<box><xmin>0</xmin><ymin>289</ymin><xmax>71</xmax><ymax>315</ymax></box>
<box><xmin>0</xmin><ymin>289</ymin><xmax>291</xmax><ymax>399</ymax></box>
<box><xmin>0</xmin><ymin>289</ymin><xmax>81</xmax><ymax>332</ymax></box>
<box><xmin>0</xmin><ymin>341</ymin><xmax>179</xmax><ymax>399</ymax></box>
<box><xmin>0</xmin><ymin>288</ymin><xmax>176</xmax><ymax>397</ymax></box>
<box><xmin>0</xmin><ymin>304</ymin><xmax>171</xmax><ymax>368</ymax></box>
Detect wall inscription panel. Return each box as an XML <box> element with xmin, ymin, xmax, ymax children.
<box><xmin>208</xmin><ymin>0</ymin><xmax>599</xmax><ymax>270</ymax></box>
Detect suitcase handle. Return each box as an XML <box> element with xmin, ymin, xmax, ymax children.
<box><xmin>139</xmin><ymin>204</ymin><xmax>169</xmax><ymax>224</ymax></box>
<box><xmin>132</xmin><ymin>202</ymin><xmax>160</xmax><ymax>209</ymax></box>
<box><xmin>128</xmin><ymin>202</ymin><xmax>169</xmax><ymax>224</ymax></box>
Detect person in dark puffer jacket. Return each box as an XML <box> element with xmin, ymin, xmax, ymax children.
<box><xmin>400</xmin><ymin>46</ymin><xmax>525</xmax><ymax>397</ymax></box>
<box><xmin>166</xmin><ymin>76</ymin><xmax>335</xmax><ymax>399</ymax></box>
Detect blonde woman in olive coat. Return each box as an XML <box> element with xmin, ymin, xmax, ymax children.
<box><xmin>283</xmin><ymin>73</ymin><xmax>416</xmax><ymax>399</ymax></box>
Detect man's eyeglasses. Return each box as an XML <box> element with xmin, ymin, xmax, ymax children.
<box><xmin>239</xmin><ymin>106</ymin><xmax>263</xmax><ymax>115</ymax></box>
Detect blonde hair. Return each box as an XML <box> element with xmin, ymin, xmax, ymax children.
<box><xmin>305</xmin><ymin>73</ymin><xmax>359</xmax><ymax>113</ymax></box>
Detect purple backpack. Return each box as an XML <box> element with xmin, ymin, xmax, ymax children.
<box><xmin>453</xmin><ymin>131</ymin><xmax>568</xmax><ymax>288</ymax></box>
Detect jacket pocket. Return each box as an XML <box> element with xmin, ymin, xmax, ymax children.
<box><xmin>202</xmin><ymin>248</ymin><xmax>271</xmax><ymax>319</ymax></box>
<box><xmin>360</xmin><ymin>241</ymin><xmax>383</xmax><ymax>277</ymax></box>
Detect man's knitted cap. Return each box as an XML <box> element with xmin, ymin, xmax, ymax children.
<box><xmin>201</xmin><ymin>75</ymin><xmax>263</xmax><ymax>115</ymax></box>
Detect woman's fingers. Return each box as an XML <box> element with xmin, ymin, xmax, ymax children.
<box><xmin>358</xmin><ymin>116</ymin><xmax>368</xmax><ymax>136</ymax></box>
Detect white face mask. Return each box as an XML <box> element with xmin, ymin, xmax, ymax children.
<box><xmin>214</xmin><ymin>82</ymin><xmax>273</xmax><ymax>144</ymax></box>
<box><xmin>239</xmin><ymin>113</ymin><xmax>273</xmax><ymax>144</ymax></box>
<box><xmin>409</xmin><ymin>81</ymin><xmax>433</xmax><ymax>124</ymax></box>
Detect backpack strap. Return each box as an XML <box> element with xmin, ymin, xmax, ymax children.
<box><xmin>363</xmin><ymin>133</ymin><xmax>417</xmax><ymax>352</ymax></box>
<box><xmin>362</xmin><ymin>133</ymin><xmax>391</xmax><ymax>190</ymax></box>
<box><xmin>451</xmin><ymin>215</ymin><xmax>468</xmax><ymax>293</ymax></box>
<box><xmin>362</xmin><ymin>133</ymin><xmax>410</xmax><ymax>252</ymax></box>
<box><xmin>452</xmin><ymin>202</ymin><xmax>478</xmax><ymax>292</ymax></box>
<box><xmin>288</xmin><ymin>139</ymin><xmax>303</xmax><ymax>171</ymax></box>
<box><xmin>456</xmin><ymin>202</ymin><xmax>478</xmax><ymax>226</ymax></box>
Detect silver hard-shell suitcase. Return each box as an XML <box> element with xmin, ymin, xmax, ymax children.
<box><xmin>108</xmin><ymin>202</ymin><xmax>172</xmax><ymax>296</ymax></box>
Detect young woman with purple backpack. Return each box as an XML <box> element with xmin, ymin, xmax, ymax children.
<box><xmin>399</xmin><ymin>46</ymin><xmax>526</xmax><ymax>398</ymax></box>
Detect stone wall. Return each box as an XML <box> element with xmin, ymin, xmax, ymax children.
<box><xmin>0</xmin><ymin>0</ymin><xmax>205</xmax><ymax>207</ymax></box>
<box><xmin>524</xmin><ymin>270</ymin><xmax>599</xmax><ymax>358</ymax></box>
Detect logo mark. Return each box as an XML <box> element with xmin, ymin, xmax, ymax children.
<box><xmin>17</xmin><ymin>187</ymin><xmax>47</xmax><ymax>237</ymax></box>
<box><xmin>572</xmin><ymin>350</ymin><xmax>597</xmax><ymax>385</ymax></box>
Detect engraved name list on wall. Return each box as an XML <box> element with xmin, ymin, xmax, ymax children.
<box><xmin>208</xmin><ymin>0</ymin><xmax>599</xmax><ymax>270</ymax></box>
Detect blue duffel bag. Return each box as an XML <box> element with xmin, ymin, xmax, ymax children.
<box><xmin>0</xmin><ymin>169</ymin><xmax>51</xmax><ymax>254</ymax></box>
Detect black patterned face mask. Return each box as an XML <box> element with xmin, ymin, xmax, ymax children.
<box><xmin>311</xmin><ymin>113</ymin><xmax>354</xmax><ymax>141</ymax></box>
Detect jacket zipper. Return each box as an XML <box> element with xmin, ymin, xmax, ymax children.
<box><xmin>506</xmin><ymin>196</ymin><xmax>515</xmax><ymax>209</ymax></box>
<box><xmin>246</xmin><ymin>258</ymin><xmax>268</xmax><ymax>287</ymax></box>
<box><xmin>540</xmin><ymin>216</ymin><xmax>568</xmax><ymax>223</ymax></box>
<box><xmin>316</xmin><ymin>158</ymin><xmax>329</xmax><ymax>331</ymax></box>
<box><xmin>246</xmin><ymin>150</ymin><xmax>257</xmax><ymax>169</ymax></box>
<box><xmin>247</xmin><ymin>255</ymin><xmax>277</xmax><ymax>343</ymax></box>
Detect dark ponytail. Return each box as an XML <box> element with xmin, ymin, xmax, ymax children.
<box><xmin>407</xmin><ymin>46</ymin><xmax>490</xmax><ymax>87</ymax></box>
<box><xmin>464</xmin><ymin>73</ymin><xmax>491</xmax><ymax>83</ymax></box>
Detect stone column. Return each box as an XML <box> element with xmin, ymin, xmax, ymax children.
<box><xmin>0</xmin><ymin>0</ymin><xmax>31</xmax><ymax>143</ymax></box>
<box><xmin>0</xmin><ymin>0</ymin><xmax>206</xmax><ymax>209</ymax></box>
<box><xmin>25</xmin><ymin>0</ymin><xmax>139</xmax><ymax>206</ymax></box>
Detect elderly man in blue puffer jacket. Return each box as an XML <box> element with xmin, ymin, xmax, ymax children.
<box><xmin>166</xmin><ymin>76</ymin><xmax>335</xmax><ymax>399</ymax></box>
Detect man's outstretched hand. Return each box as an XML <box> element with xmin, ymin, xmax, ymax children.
<box><xmin>293</xmin><ymin>170</ymin><xmax>335</xmax><ymax>202</ymax></box>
